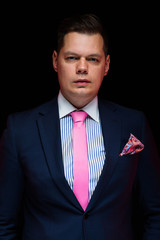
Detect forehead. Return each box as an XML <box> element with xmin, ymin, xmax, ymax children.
<box><xmin>61</xmin><ymin>32</ymin><xmax>104</xmax><ymax>55</ymax></box>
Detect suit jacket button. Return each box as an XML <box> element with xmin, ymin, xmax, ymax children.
<box><xmin>84</xmin><ymin>213</ymin><xmax>88</xmax><ymax>219</ymax></box>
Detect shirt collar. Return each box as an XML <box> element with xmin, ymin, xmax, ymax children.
<box><xmin>58</xmin><ymin>91</ymin><xmax>99</xmax><ymax>122</ymax></box>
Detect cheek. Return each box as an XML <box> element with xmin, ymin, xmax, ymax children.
<box><xmin>94</xmin><ymin>78</ymin><xmax>103</xmax><ymax>91</ymax></box>
<box><xmin>91</xmin><ymin>66</ymin><xmax>105</xmax><ymax>83</ymax></box>
<box><xmin>58</xmin><ymin>63</ymin><xmax>74</xmax><ymax>80</ymax></box>
<box><xmin>57</xmin><ymin>65</ymin><xmax>75</xmax><ymax>91</ymax></box>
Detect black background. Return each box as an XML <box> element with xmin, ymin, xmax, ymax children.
<box><xmin>1</xmin><ymin>2</ymin><xmax>159</xmax><ymax>152</ymax></box>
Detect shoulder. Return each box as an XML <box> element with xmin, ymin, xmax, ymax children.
<box><xmin>98</xmin><ymin>98</ymin><xmax>145</xmax><ymax>120</ymax></box>
<box><xmin>6</xmin><ymin>97</ymin><xmax>58</xmax><ymax>129</ymax></box>
<box><xmin>98</xmin><ymin>98</ymin><xmax>147</xmax><ymax>137</ymax></box>
<box><xmin>12</xmin><ymin>97</ymin><xmax>57</xmax><ymax>116</ymax></box>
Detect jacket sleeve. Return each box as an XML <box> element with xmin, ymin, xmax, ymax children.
<box><xmin>0</xmin><ymin>115</ymin><xmax>24</xmax><ymax>240</ymax></box>
<box><xmin>134</xmin><ymin>113</ymin><xmax>160</xmax><ymax>240</ymax></box>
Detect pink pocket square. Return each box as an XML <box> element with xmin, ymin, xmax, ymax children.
<box><xmin>119</xmin><ymin>133</ymin><xmax>144</xmax><ymax>157</ymax></box>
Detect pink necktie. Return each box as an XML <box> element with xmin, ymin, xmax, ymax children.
<box><xmin>70</xmin><ymin>111</ymin><xmax>89</xmax><ymax>211</ymax></box>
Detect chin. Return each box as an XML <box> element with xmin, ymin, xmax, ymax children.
<box><xmin>74</xmin><ymin>88</ymin><xmax>93</xmax><ymax>96</ymax></box>
<box><xmin>71</xmin><ymin>92</ymin><xmax>95</xmax><ymax>108</ymax></box>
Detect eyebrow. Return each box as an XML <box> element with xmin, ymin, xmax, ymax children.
<box><xmin>64</xmin><ymin>51</ymin><xmax>102</xmax><ymax>58</ymax></box>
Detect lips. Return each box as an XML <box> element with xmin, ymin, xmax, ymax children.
<box><xmin>73</xmin><ymin>79</ymin><xmax>91</xmax><ymax>84</ymax></box>
<box><xmin>73</xmin><ymin>79</ymin><xmax>91</xmax><ymax>87</ymax></box>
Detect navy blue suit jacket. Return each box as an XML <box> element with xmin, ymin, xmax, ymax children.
<box><xmin>0</xmin><ymin>97</ymin><xmax>160</xmax><ymax>240</ymax></box>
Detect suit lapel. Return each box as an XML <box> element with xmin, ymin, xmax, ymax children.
<box><xmin>36</xmin><ymin>98</ymin><xmax>122</xmax><ymax>212</ymax></box>
<box><xmin>87</xmin><ymin>99</ymin><xmax>122</xmax><ymax>211</ymax></box>
<box><xmin>37</xmin><ymin>98</ymin><xmax>82</xmax><ymax>210</ymax></box>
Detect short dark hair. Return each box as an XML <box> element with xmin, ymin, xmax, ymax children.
<box><xmin>56</xmin><ymin>13</ymin><xmax>109</xmax><ymax>56</ymax></box>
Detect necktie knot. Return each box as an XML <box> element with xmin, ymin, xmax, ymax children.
<box><xmin>70</xmin><ymin>111</ymin><xmax>87</xmax><ymax>123</ymax></box>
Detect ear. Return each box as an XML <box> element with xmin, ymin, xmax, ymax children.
<box><xmin>52</xmin><ymin>50</ymin><xmax>58</xmax><ymax>72</ymax></box>
<box><xmin>104</xmin><ymin>54</ymin><xmax>110</xmax><ymax>76</ymax></box>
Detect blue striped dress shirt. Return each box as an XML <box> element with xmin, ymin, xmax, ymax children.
<box><xmin>58</xmin><ymin>92</ymin><xmax>106</xmax><ymax>201</ymax></box>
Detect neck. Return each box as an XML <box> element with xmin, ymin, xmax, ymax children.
<box><xmin>61</xmin><ymin>92</ymin><xmax>96</xmax><ymax>109</ymax></box>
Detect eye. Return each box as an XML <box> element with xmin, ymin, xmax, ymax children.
<box><xmin>87</xmin><ymin>57</ymin><xmax>99</xmax><ymax>63</ymax></box>
<box><xmin>65</xmin><ymin>56</ymin><xmax>79</xmax><ymax>61</ymax></box>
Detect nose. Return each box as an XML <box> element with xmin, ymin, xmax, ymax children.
<box><xmin>76</xmin><ymin>58</ymin><xmax>88</xmax><ymax>74</ymax></box>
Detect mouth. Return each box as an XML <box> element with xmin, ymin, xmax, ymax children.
<box><xmin>73</xmin><ymin>79</ymin><xmax>91</xmax><ymax>87</ymax></box>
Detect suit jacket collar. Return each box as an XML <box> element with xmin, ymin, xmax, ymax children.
<box><xmin>86</xmin><ymin>98</ymin><xmax>122</xmax><ymax>211</ymax></box>
<box><xmin>37</xmin><ymin>97</ymin><xmax>122</xmax><ymax>212</ymax></box>
<box><xmin>36</xmin><ymin>98</ymin><xmax>81</xmax><ymax>211</ymax></box>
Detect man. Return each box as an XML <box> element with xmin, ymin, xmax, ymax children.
<box><xmin>0</xmin><ymin>14</ymin><xmax>160</xmax><ymax>240</ymax></box>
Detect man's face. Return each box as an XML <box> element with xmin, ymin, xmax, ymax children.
<box><xmin>53</xmin><ymin>32</ymin><xmax>110</xmax><ymax>108</ymax></box>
